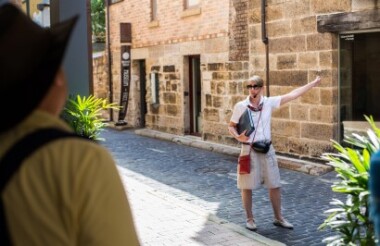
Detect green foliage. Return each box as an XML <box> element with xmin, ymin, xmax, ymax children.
<box><xmin>91</xmin><ymin>0</ymin><xmax>106</xmax><ymax>43</ymax></box>
<box><xmin>62</xmin><ymin>95</ymin><xmax>119</xmax><ymax>141</ymax></box>
<box><xmin>319</xmin><ymin>115</ymin><xmax>380</xmax><ymax>245</ymax></box>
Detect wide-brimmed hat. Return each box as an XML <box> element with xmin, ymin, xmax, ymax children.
<box><xmin>0</xmin><ymin>3</ymin><xmax>78</xmax><ymax>133</ymax></box>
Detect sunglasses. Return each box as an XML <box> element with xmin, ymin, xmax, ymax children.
<box><xmin>246</xmin><ymin>84</ymin><xmax>262</xmax><ymax>90</ymax></box>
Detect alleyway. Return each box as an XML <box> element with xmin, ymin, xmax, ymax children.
<box><xmin>101</xmin><ymin>128</ymin><xmax>343</xmax><ymax>246</ymax></box>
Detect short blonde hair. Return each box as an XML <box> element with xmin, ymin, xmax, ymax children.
<box><xmin>248</xmin><ymin>75</ymin><xmax>264</xmax><ymax>86</ymax></box>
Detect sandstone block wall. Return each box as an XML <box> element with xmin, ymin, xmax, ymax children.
<box><xmin>131</xmin><ymin>37</ymin><xmax>230</xmax><ymax>135</ymax></box>
<box><xmin>96</xmin><ymin>0</ymin><xmax>380</xmax><ymax>160</ymax></box>
<box><xmin>93</xmin><ymin>53</ymin><xmax>109</xmax><ymax>100</ymax></box>
<box><xmin>240</xmin><ymin>0</ymin><xmax>355</xmax><ymax>158</ymax></box>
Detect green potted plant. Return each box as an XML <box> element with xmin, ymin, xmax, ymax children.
<box><xmin>62</xmin><ymin>94</ymin><xmax>119</xmax><ymax>141</ymax></box>
<box><xmin>319</xmin><ymin>115</ymin><xmax>379</xmax><ymax>245</ymax></box>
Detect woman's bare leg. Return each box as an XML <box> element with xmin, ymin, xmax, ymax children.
<box><xmin>269</xmin><ymin>187</ymin><xmax>282</xmax><ymax>220</ymax></box>
<box><xmin>241</xmin><ymin>189</ymin><xmax>253</xmax><ymax>219</ymax></box>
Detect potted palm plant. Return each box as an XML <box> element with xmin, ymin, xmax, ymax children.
<box><xmin>319</xmin><ymin>115</ymin><xmax>379</xmax><ymax>245</ymax></box>
<box><xmin>61</xmin><ymin>94</ymin><xmax>120</xmax><ymax>141</ymax></box>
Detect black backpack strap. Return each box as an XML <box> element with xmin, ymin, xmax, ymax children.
<box><xmin>0</xmin><ymin>128</ymin><xmax>83</xmax><ymax>245</ymax></box>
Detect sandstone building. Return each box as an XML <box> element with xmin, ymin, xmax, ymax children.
<box><xmin>100</xmin><ymin>0</ymin><xmax>380</xmax><ymax>162</ymax></box>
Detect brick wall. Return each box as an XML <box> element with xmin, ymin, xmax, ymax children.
<box><xmin>108</xmin><ymin>0</ymin><xmax>229</xmax><ymax>48</ymax></box>
<box><xmin>107</xmin><ymin>0</ymin><xmax>231</xmax><ymax>133</ymax></box>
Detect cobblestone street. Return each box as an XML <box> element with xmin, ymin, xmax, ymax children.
<box><xmin>101</xmin><ymin>128</ymin><xmax>344</xmax><ymax>246</ymax></box>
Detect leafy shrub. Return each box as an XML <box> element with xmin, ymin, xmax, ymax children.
<box><xmin>319</xmin><ymin>115</ymin><xmax>379</xmax><ymax>246</ymax></box>
<box><xmin>91</xmin><ymin>0</ymin><xmax>105</xmax><ymax>43</ymax></box>
<box><xmin>62</xmin><ymin>94</ymin><xmax>119</xmax><ymax>141</ymax></box>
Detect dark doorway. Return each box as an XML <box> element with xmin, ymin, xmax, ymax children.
<box><xmin>188</xmin><ymin>55</ymin><xmax>201</xmax><ymax>136</ymax></box>
<box><xmin>339</xmin><ymin>32</ymin><xmax>380</xmax><ymax>139</ymax></box>
<box><xmin>138</xmin><ymin>60</ymin><xmax>147</xmax><ymax>127</ymax></box>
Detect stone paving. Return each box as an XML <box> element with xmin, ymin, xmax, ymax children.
<box><xmin>119</xmin><ymin>167</ymin><xmax>281</xmax><ymax>246</ymax></box>
<box><xmin>101</xmin><ymin>128</ymin><xmax>345</xmax><ymax>246</ymax></box>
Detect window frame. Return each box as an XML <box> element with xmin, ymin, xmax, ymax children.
<box><xmin>150</xmin><ymin>72</ymin><xmax>159</xmax><ymax>105</ymax></box>
<box><xmin>150</xmin><ymin>0</ymin><xmax>157</xmax><ymax>21</ymax></box>
<box><xmin>184</xmin><ymin>0</ymin><xmax>200</xmax><ymax>9</ymax></box>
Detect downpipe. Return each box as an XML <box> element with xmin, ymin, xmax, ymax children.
<box><xmin>106</xmin><ymin>0</ymin><xmax>114</xmax><ymax>121</ymax></box>
<box><xmin>261</xmin><ymin>0</ymin><xmax>270</xmax><ymax>96</ymax></box>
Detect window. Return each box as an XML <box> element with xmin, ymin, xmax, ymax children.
<box><xmin>150</xmin><ymin>72</ymin><xmax>159</xmax><ymax>104</ymax></box>
<box><xmin>151</xmin><ymin>0</ymin><xmax>157</xmax><ymax>21</ymax></box>
<box><xmin>184</xmin><ymin>0</ymin><xmax>200</xmax><ymax>9</ymax></box>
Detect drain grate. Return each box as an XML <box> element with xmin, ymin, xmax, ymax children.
<box><xmin>194</xmin><ymin>167</ymin><xmax>230</xmax><ymax>174</ymax></box>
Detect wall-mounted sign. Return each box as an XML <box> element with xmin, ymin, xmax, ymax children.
<box><xmin>341</xmin><ymin>34</ymin><xmax>354</xmax><ymax>41</ymax></box>
<box><xmin>115</xmin><ymin>45</ymin><xmax>131</xmax><ymax>125</ymax></box>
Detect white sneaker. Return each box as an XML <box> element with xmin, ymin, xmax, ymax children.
<box><xmin>246</xmin><ymin>218</ymin><xmax>257</xmax><ymax>231</ymax></box>
<box><xmin>273</xmin><ymin>218</ymin><xmax>293</xmax><ymax>229</ymax></box>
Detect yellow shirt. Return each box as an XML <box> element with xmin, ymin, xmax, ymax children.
<box><xmin>0</xmin><ymin>110</ymin><xmax>139</xmax><ymax>246</ymax></box>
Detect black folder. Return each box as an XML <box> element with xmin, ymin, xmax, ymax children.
<box><xmin>237</xmin><ymin>108</ymin><xmax>255</xmax><ymax>136</ymax></box>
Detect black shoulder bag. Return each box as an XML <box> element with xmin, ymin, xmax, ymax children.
<box><xmin>0</xmin><ymin>128</ymin><xmax>83</xmax><ymax>245</ymax></box>
<box><xmin>251</xmin><ymin>104</ymin><xmax>272</xmax><ymax>154</ymax></box>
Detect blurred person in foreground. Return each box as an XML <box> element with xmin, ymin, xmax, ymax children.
<box><xmin>0</xmin><ymin>3</ymin><xmax>139</xmax><ymax>245</ymax></box>
<box><xmin>370</xmin><ymin>150</ymin><xmax>380</xmax><ymax>245</ymax></box>
<box><xmin>228</xmin><ymin>74</ymin><xmax>321</xmax><ymax>231</ymax></box>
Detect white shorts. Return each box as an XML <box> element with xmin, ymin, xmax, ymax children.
<box><xmin>237</xmin><ymin>144</ymin><xmax>281</xmax><ymax>190</ymax></box>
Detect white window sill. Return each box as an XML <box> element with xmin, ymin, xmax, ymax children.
<box><xmin>181</xmin><ymin>7</ymin><xmax>201</xmax><ymax>18</ymax></box>
<box><xmin>342</xmin><ymin>120</ymin><xmax>380</xmax><ymax>135</ymax></box>
<box><xmin>148</xmin><ymin>20</ymin><xmax>160</xmax><ymax>28</ymax></box>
